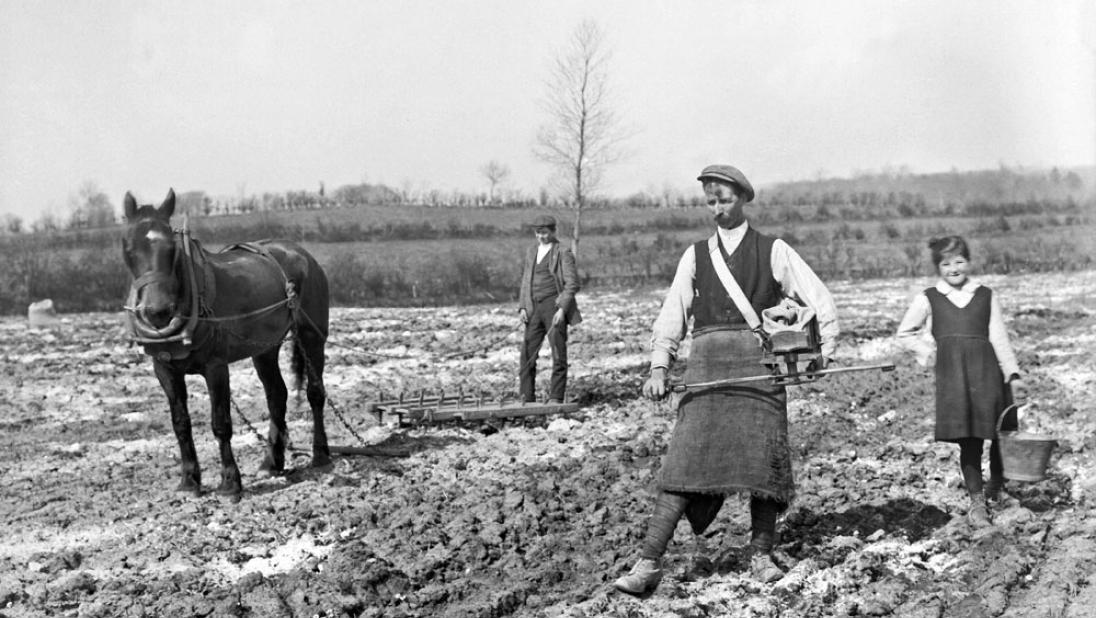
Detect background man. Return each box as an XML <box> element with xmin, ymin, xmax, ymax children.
<box><xmin>517</xmin><ymin>214</ymin><xmax>581</xmax><ymax>403</ymax></box>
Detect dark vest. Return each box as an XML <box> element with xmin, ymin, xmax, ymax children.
<box><xmin>531</xmin><ymin>250</ymin><xmax>558</xmax><ymax>302</ymax></box>
<box><xmin>693</xmin><ymin>228</ymin><xmax>781</xmax><ymax>331</ymax></box>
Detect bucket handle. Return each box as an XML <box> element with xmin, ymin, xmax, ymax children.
<box><xmin>996</xmin><ymin>403</ymin><xmax>1023</xmax><ymax>435</ymax></box>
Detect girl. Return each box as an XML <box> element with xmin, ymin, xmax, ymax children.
<box><xmin>896</xmin><ymin>236</ymin><xmax>1027</xmax><ymax>526</ymax></box>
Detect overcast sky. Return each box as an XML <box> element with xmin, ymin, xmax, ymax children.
<box><xmin>2</xmin><ymin>0</ymin><xmax>1094</xmax><ymax>221</ymax></box>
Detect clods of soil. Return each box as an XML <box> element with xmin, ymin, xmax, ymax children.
<box><xmin>1</xmin><ymin>271</ymin><xmax>1094</xmax><ymax>617</ymax></box>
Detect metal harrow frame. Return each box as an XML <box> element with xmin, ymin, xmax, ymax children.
<box><xmin>365</xmin><ymin>391</ymin><xmax>580</xmax><ymax>426</ymax></box>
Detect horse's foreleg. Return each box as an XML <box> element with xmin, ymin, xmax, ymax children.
<box><xmin>252</xmin><ymin>348</ymin><xmax>288</xmax><ymax>475</ymax></box>
<box><xmin>153</xmin><ymin>361</ymin><xmax>200</xmax><ymax>492</ymax></box>
<box><xmin>299</xmin><ymin>332</ymin><xmax>331</xmax><ymax>468</ymax></box>
<box><xmin>204</xmin><ymin>362</ymin><xmax>242</xmax><ymax>497</ymax></box>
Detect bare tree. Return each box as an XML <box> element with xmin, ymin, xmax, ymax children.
<box><xmin>480</xmin><ymin>160</ymin><xmax>511</xmax><ymax>204</ymax></box>
<box><xmin>534</xmin><ymin>19</ymin><xmax>629</xmax><ymax>258</ymax></box>
<box><xmin>67</xmin><ymin>181</ymin><xmax>115</xmax><ymax>229</ymax></box>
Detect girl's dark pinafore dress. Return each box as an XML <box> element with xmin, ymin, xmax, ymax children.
<box><xmin>927</xmin><ymin>286</ymin><xmax>1011</xmax><ymax>442</ymax></box>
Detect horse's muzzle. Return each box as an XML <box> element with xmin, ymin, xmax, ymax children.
<box><xmin>131</xmin><ymin>304</ymin><xmax>186</xmax><ymax>339</ymax></box>
<box><xmin>140</xmin><ymin>303</ymin><xmax>178</xmax><ymax>328</ymax></box>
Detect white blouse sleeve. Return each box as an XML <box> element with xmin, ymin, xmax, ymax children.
<box><xmin>650</xmin><ymin>245</ymin><xmax>696</xmax><ymax>370</ymax></box>
<box><xmin>988</xmin><ymin>292</ymin><xmax>1021</xmax><ymax>379</ymax></box>
<box><xmin>895</xmin><ymin>292</ymin><xmax>936</xmax><ymax>367</ymax></box>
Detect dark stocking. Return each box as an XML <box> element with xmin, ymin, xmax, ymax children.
<box><xmin>749</xmin><ymin>495</ymin><xmax>785</xmax><ymax>551</ymax></box>
<box><xmin>640</xmin><ymin>491</ymin><xmax>689</xmax><ymax>561</ymax></box>
<box><xmin>958</xmin><ymin>438</ymin><xmax>984</xmax><ymax>496</ymax></box>
<box><xmin>988</xmin><ymin>439</ymin><xmax>1004</xmax><ymax>481</ymax></box>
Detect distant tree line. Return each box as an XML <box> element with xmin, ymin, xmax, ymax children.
<box><xmin>2</xmin><ymin>165</ymin><xmax>1091</xmax><ymax>243</ymax></box>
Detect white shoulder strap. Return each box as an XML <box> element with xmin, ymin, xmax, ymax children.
<box><xmin>707</xmin><ymin>234</ymin><xmax>762</xmax><ymax>331</ymax></box>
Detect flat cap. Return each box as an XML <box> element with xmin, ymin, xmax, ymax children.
<box><xmin>529</xmin><ymin>214</ymin><xmax>557</xmax><ymax>229</ymax></box>
<box><xmin>697</xmin><ymin>165</ymin><xmax>755</xmax><ymax>203</ymax></box>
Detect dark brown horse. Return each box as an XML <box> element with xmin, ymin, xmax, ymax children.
<box><xmin>122</xmin><ymin>189</ymin><xmax>330</xmax><ymax>498</ymax></box>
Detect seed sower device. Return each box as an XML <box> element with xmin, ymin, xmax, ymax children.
<box><xmin>673</xmin><ymin>300</ymin><xmax>895</xmax><ymax>392</ymax></box>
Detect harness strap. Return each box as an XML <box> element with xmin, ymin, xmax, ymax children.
<box><xmin>126</xmin><ymin>229</ymin><xmax>200</xmax><ymax>345</ymax></box>
<box><xmin>707</xmin><ymin>234</ymin><xmax>769</xmax><ymax>347</ymax></box>
<box><xmin>131</xmin><ymin>270</ymin><xmax>174</xmax><ymax>292</ymax></box>
<box><xmin>221</xmin><ymin>241</ymin><xmax>299</xmax><ymax>308</ymax></box>
<box><xmin>130</xmin><ymin>238</ymin><xmax>319</xmax><ymax>349</ymax></box>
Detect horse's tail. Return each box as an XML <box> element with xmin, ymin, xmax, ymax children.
<box><xmin>290</xmin><ymin>333</ymin><xmax>306</xmax><ymax>393</ymax></box>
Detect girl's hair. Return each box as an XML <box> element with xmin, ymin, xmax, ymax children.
<box><xmin>927</xmin><ymin>235</ymin><xmax>970</xmax><ymax>266</ymax></box>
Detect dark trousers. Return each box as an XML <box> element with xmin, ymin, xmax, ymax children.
<box><xmin>519</xmin><ymin>296</ymin><xmax>568</xmax><ymax>402</ymax></box>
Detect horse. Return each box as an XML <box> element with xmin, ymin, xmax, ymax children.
<box><xmin>122</xmin><ymin>189</ymin><xmax>331</xmax><ymax>498</ymax></box>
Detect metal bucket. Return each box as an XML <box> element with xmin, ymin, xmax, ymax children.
<box><xmin>997</xmin><ymin>405</ymin><xmax>1058</xmax><ymax>482</ymax></box>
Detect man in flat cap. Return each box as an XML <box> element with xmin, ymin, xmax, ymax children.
<box><xmin>613</xmin><ymin>164</ymin><xmax>839</xmax><ymax>595</ymax></box>
<box><xmin>517</xmin><ymin>214</ymin><xmax>581</xmax><ymax>403</ymax></box>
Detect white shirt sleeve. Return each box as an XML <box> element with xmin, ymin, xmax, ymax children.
<box><xmin>895</xmin><ymin>292</ymin><xmax>936</xmax><ymax>367</ymax></box>
<box><xmin>988</xmin><ymin>292</ymin><xmax>1021</xmax><ymax>379</ymax></box>
<box><xmin>770</xmin><ymin>239</ymin><xmax>840</xmax><ymax>358</ymax></box>
<box><xmin>649</xmin><ymin>245</ymin><xmax>696</xmax><ymax>370</ymax></box>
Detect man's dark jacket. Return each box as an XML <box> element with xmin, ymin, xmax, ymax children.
<box><xmin>518</xmin><ymin>242</ymin><xmax>582</xmax><ymax>325</ymax></box>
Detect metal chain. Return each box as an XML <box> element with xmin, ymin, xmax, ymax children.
<box><xmin>325</xmin><ymin>390</ymin><xmax>372</xmax><ymax>446</ymax></box>
<box><xmin>229</xmin><ymin>392</ymin><xmax>302</xmax><ymax>454</ymax></box>
<box><xmin>321</xmin><ymin>337</ymin><xmax>418</xmax><ymax>359</ymax></box>
<box><xmin>321</xmin><ymin>325</ymin><xmax>516</xmax><ymax>361</ymax></box>
<box><xmin>227</xmin><ymin>328</ymin><xmax>366</xmax><ymax>450</ymax></box>
<box><xmin>437</xmin><ymin>329</ymin><xmax>516</xmax><ymax>360</ymax></box>
<box><xmin>292</xmin><ymin>333</ymin><xmax>372</xmax><ymax>446</ymax></box>
<box><xmin>217</xmin><ymin>311</ymin><xmax>578</xmax><ymax>444</ymax></box>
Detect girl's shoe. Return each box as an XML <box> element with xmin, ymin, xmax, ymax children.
<box><xmin>968</xmin><ymin>495</ymin><xmax>992</xmax><ymax>527</ymax></box>
<box><xmin>613</xmin><ymin>559</ymin><xmax>662</xmax><ymax>596</ymax></box>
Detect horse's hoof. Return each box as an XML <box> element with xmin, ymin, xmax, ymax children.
<box><xmin>259</xmin><ymin>456</ymin><xmax>285</xmax><ymax>476</ymax></box>
<box><xmin>215</xmin><ymin>482</ymin><xmax>243</xmax><ymax>499</ymax></box>
<box><xmin>310</xmin><ymin>456</ymin><xmax>333</xmax><ymax>471</ymax></box>
<box><xmin>175</xmin><ymin>479</ymin><xmax>202</xmax><ymax>494</ymax></box>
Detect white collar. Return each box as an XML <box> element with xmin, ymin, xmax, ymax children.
<box><xmin>709</xmin><ymin>221</ymin><xmax>750</xmax><ymax>251</ymax></box>
<box><xmin>935</xmin><ymin>278</ymin><xmax>980</xmax><ymax>295</ymax></box>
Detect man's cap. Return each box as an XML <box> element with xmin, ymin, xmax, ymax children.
<box><xmin>697</xmin><ymin>165</ymin><xmax>755</xmax><ymax>203</ymax></box>
<box><xmin>529</xmin><ymin>214</ymin><xmax>557</xmax><ymax>229</ymax></box>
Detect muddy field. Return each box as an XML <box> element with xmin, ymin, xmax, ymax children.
<box><xmin>2</xmin><ymin>270</ymin><xmax>1095</xmax><ymax>617</ymax></box>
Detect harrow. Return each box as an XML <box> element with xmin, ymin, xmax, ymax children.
<box><xmin>363</xmin><ymin>390</ymin><xmax>580</xmax><ymax>426</ymax></box>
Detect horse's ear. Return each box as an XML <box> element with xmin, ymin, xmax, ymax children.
<box><xmin>124</xmin><ymin>192</ymin><xmax>138</xmax><ymax>221</ymax></box>
<box><xmin>160</xmin><ymin>188</ymin><xmax>176</xmax><ymax>219</ymax></box>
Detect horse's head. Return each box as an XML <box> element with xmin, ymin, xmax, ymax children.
<box><xmin>123</xmin><ymin>189</ymin><xmax>180</xmax><ymax>329</ymax></box>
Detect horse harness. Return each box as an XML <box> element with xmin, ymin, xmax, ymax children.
<box><xmin>127</xmin><ymin>230</ymin><xmax>304</xmax><ymax>361</ymax></box>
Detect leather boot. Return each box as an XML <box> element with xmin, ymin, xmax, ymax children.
<box><xmin>968</xmin><ymin>494</ymin><xmax>992</xmax><ymax>527</ymax></box>
<box><xmin>746</xmin><ymin>532</ymin><xmax>784</xmax><ymax>582</ymax></box>
<box><xmin>750</xmin><ymin>552</ymin><xmax>785</xmax><ymax>584</ymax></box>
<box><xmin>613</xmin><ymin>558</ymin><xmax>662</xmax><ymax>596</ymax></box>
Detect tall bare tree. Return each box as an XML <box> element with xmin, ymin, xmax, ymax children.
<box><xmin>534</xmin><ymin>20</ymin><xmax>629</xmax><ymax>259</ymax></box>
<box><xmin>480</xmin><ymin>160</ymin><xmax>511</xmax><ymax>204</ymax></box>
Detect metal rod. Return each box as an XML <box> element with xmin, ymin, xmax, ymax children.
<box><xmin>330</xmin><ymin>445</ymin><xmax>411</xmax><ymax>457</ymax></box>
<box><xmin>671</xmin><ymin>363</ymin><xmax>895</xmax><ymax>392</ymax></box>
